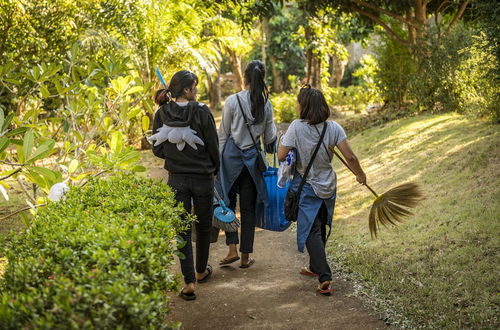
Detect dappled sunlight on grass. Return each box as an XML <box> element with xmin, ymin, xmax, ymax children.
<box><xmin>329</xmin><ymin>113</ymin><xmax>500</xmax><ymax>328</ymax></box>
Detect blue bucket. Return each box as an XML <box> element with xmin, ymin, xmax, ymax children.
<box><xmin>258</xmin><ymin>166</ymin><xmax>291</xmax><ymax>232</ymax></box>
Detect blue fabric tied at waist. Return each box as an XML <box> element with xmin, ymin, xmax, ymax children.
<box><xmin>289</xmin><ymin>174</ymin><xmax>336</xmax><ymax>253</ymax></box>
<box><xmin>215</xmin><ymin>137</ymin><xmax>268</xmax><ymax>227</ymax></box>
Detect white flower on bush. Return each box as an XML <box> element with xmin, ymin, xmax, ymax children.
<box><xmin>48</xmin><ymin>182</ymin><xmax>69</xmax><ymax>202</ymax></box>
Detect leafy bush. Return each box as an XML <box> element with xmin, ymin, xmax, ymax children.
<box><xmin>271</xmin><ymin>85</ymin><xmax>377</xmax><ymax>122</ymax></box>
<box><xmin>324</xmin><ymin>86</ymin><xmax>373</xmax><ymax>113</ymax></box>
<box><xmin>373</xmin><ymin>22</ymin><xmax>498</xmax><ymax>122</ymax></box>
<box><xmin>270</xmin><ymin>92</ymin><xmax>298</xmax><ymax>123</ymax></box>
<box><xmin>410</xmin><ymin>25</ymin><xmax>498</xmax><ymax>121</ymax></box>
<box><xmin>0</xmin><ymin>174</ymin><xmax>189</xmax><ymax>329</ymax></box>
<box><xmin>352</xmin><ymin>55</ymin><xmax>382</xmax><ymax>106</ymax></box>
<box><xmin>373</xmin><ymin>31</ymin><xmax>415</xmax><ymax>106</ymax></box>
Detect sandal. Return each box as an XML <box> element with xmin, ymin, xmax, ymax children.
<box><xmin>179</xmin><ymin>288</ymin><xmax>196</xmax><ymax>301</ymax></box>
<box><xmin>197</xmin><ymin>265</ymin><xmax>213</xmax><ymax>283</ymax></box>
<box><xmin>239</xmin><ymin>258</ymin><xmax>255</xmax><ymax>269</ymax></box>
<box><xmin>316</xmin><ymin>281</ymin><xmax>333</xmax><ymax>295</ymax></box>
<box><xmin>219</xmin><ymin>256</ymin><xmax>240</xmax><ymax>265</ymax></box>
<box><xmin>300</xmin><ymin>266</ymin><xmax>318</xmax><ymax>277</ymax></box>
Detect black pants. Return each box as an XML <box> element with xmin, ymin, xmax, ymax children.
<box><xmin>306</xmin><ymin>202</ymin><xmax>332</xmax><ymax>283</ymax></box>
<box><xmin>225</xmin><ymin>167</ymin><xmax>258</xmax><ymax>253</ymax></box>
<box><xmin>168</xmin><ymin>174</ymin><xmax>214</xmax><ymax>284</ymax></box>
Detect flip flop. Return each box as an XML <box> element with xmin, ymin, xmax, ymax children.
<box><xmin>219</xmin><ymin>256</ymin><xmax>240</xmax><ymax>265</ymax></box>
<box><xmin>197</xmin><ymin>265</ymin><xmax>213</xmax><ymax>283</ymax></box>
<box><xmin>300</xmin><ymin>267</ymin><xmax>319</xmax><ymax>277</ymax></box>
<box><xmin>179</xmin><ymin>289</ymin><xmax>196</xmax><ymax>301</ymax></box>
<box><xmin>239</xmin><ymin>258</ymin><xmax>255</xmax><ymax>269</ymax></box>
<box><xmin>317</xmin><ymin>281</ymin><xmax>333</xmax><ymax>296</ymax></box>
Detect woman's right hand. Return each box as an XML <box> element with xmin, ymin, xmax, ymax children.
<box><xmin>356</xmin><ymin>172</ymin><xmax>367</xmax><ymax>185</ymax></box>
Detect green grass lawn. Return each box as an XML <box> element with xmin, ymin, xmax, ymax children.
<box><xmin>329</xmin><ymin>113</ymin><xmax>499</xmax><ymax>328</ymax></box>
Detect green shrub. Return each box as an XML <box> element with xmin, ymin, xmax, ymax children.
<box><xmin>270</xmin><ymin>91</ymin><xmax>298</xmax><ymax>123</ymax></box>
<box><xmin>352</xmin><ymin>55</ymin><xmax>382</xmax><ymax>106</ymax></box>
<box><xmin>410</xmin><ymin>25</ymin><xmax>498</xmax><ymax>121</ymax></box>
<box><xmin>0</xmin><ymin>174</ymin><xmax>189</xmax><ymax>329</ymax></box>
<box><xmin>324</xmin><ymin>86</ymin><xmax>371</xmax><ymax>113</ymax></box>
<box><xmin>373</xmin><ymin>30</ymin><xmax>415</xmax><ymax>106</ymax></box>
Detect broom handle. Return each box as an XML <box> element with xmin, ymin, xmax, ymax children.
<box><xmin>331</xmin><ymin>147</ymin><xmax>379</xmax><ymax>198</ymax></box>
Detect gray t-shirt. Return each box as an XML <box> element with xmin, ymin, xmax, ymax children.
<box><xmin>219</xmin><ymin>90</ymin><xmax>277</xmax><ymax>152</ymax></box>
<box><xmin>281</xmin><ymin>119</ymin><xmax>347</xmax><ymax>198</ymax></box>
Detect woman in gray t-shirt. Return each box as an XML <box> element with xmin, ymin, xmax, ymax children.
<box><xmin>278</xmin><ymin>85</ymin><xmax>366</xmax><ymax>295</ymax></box>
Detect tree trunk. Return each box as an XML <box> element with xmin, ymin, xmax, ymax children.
<box><xmin>328</xmin><ymin>54</ymin><xmax>346</xmax><ymax>87</ymax></box>
<box><xmin>261</xmin><ymin>17</ymin><xmax>284</xmax><ymax>92</ymax></box>
<box><xmin>207</xmin><ymin>71</ymin><xmax>221</xmax><ymax>111</ymax></box>
<box><xmin>268</xmin><ymin>54</ymin><xmax>284</xmax><ymax>93</ymax></box>
<box><xmin>414</xmin><ymin>0</ymin><xmax>427</xmax><ymax>42</ymax></box>
<box><xmin>261</xmin><ymin>17</ymin><xmax>270</xmax><ymax>67</ymax></box>
<box><xmin>310</xmin><ymin>56</ymin><xmax>321</xmax><ymax>88</ymax></box>
<box><xmin>228</xmin><ymin>49</ymin><xmax>244</xmax><ymax>91</ymax></box>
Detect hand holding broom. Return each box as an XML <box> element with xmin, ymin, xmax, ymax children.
<box><xmin>330</xmin><ymin>144</ymin><xmax>424</xmax><ymax>238</ymax></box>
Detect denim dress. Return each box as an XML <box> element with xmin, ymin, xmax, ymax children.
<box><xmin>290</xmin><ymin>174</ymin><xmax>336</xmax><ymax>253</ymax></box>
<box><xmin>215</xmin><ymin>137</ymin><xmax>269</xmax><ymax>228</ymax></box>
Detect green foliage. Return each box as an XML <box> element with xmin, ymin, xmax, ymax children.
<box><xmin>270</xmin><ymin>84</ymin><xmax>378</xmax><ymax>122</ymax></box>
<box><xmin>352</xmin><ymin>55</ymin><xmax>381</xmax><ymax>105</ymax></box>
<box><xmin>270</xmin><ymin>91</ymin><xmax>298</xmax><ymax>123</ymax></box>
<box><xmin>410</xmin><ymin>25</ymin><xmax>498</xmax><ymax>121</ymax></box>
<box><xmin>373</xmin><ymin>30</ymin><xmax>415</xmax><ymax>106</ymax></box>
<box><xmin>0</xmin><ymin>174</ymin><xmax>190</xmax><ymax>329</ymax></box>
<box><xmin>324</xmin><ymin>86</ymin><xmax>374</xmax><ymax>113</ymax></box>
<box><xmin>266</xmin><ymin>10</ymin><xmax>306</xmax><ymax>90</ymax></box>
<box><xmin>0</xmin><ymin>44</ymin><xmax>152</xmax><ymax>205</ymax></box>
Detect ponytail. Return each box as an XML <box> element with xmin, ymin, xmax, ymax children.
<box><xmin>153</xmin><ymin>70</ymin><xmax>198</xmax><ymax>106</ymax></box>
<box><xmin>154</xmin><ymin>88</ymin><xmax>171</xmax><ymax>105</ymax></box>
<box><xmin>244</xmin><ymin>60</ymin><xmax>268</xmax><ymax>124</ymax></box>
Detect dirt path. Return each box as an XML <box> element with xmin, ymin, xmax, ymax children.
<box><xmin>149</xmin><ymin>166</ymin><xmax>386</xmax><ymax>330</ymax></box>
<box><xmin>166</xmin><ymin>227</ymin><xmax>386</xmax><ymax>330</ymax></box>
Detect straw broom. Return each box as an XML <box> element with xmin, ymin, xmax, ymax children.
<box><xmin>330</xmin><ymin>147</ymin><xmax>424</xmax><ymax>238</ymax></box>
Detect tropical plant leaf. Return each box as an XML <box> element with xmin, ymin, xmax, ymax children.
<box><xmin>28</xmin><ymin>139</ymin><xmax>55</xmax><ymax>163</ymax></box>
<box><xmin>0</xmin><ymin>137</ymin><xmax>9</xmax><ymax>154</ymax></box>
<box><xmin>110</xmin><ymin>131</ymin><xmax>124</xmax><ymax>153</ymax></box>
<box><xmin>22</xmin><ymin>130</ymin><xmax>34</xmax><ymax>162</ymax></box>
<box><xmin>141</xmin><ymin>116</ymin><xmax>150</xmax><ymax>131</ymax></box>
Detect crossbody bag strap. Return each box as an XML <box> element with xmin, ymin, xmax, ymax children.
<box><xmin>314</xmin><ymin>122</ymin><xmax>332</xmax><ymax>157</ymax></box>
<box><xmin>296</xmin><ymin>122</ymin><xmax>328</xmax><ymax>195</ymax></box>
<box><xmin>235</xmin><ymin>94</ymin><xmax>259</xmax><ymax>149</ymax></box>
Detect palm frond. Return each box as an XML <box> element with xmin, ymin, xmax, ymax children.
<box><xmin>369</xmin><ymin>182</ymin><xmax>424</xmax><ymax>238</ymax></box>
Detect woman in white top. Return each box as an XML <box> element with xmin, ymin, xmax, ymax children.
<box><xmin>217</xmin><ymin>60</ymin><xmax>277</xmax><ymax>268</ymax></box>
<box><xmin>278</xmin><ymin>85</ymin><xmax>366</xmax><ymax>295</ymax></box>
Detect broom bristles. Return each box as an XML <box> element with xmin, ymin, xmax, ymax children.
<box><xmin>213</xmin><ymin>217</ymin><xmax>240</xmax><ymax>232</ymax></box>
<box><xmin>369</xmin><ymin>182</ymin><xmax>424</xmax><ymax>238</ymax></box>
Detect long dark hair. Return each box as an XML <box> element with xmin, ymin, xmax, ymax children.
<box><xmin>244</xmin><ymin>60</ymin><xmax>268</xmax><ymax>124</ymax></box>
<box><xmin>154</xmin><ymin>70</ymin><xmax>198</xmax><ymax>105</ymax></box>
<box><xmin>297</xmin><ymin>84</ymin><xmax>330</xmax><ymax>125</ymax></box>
